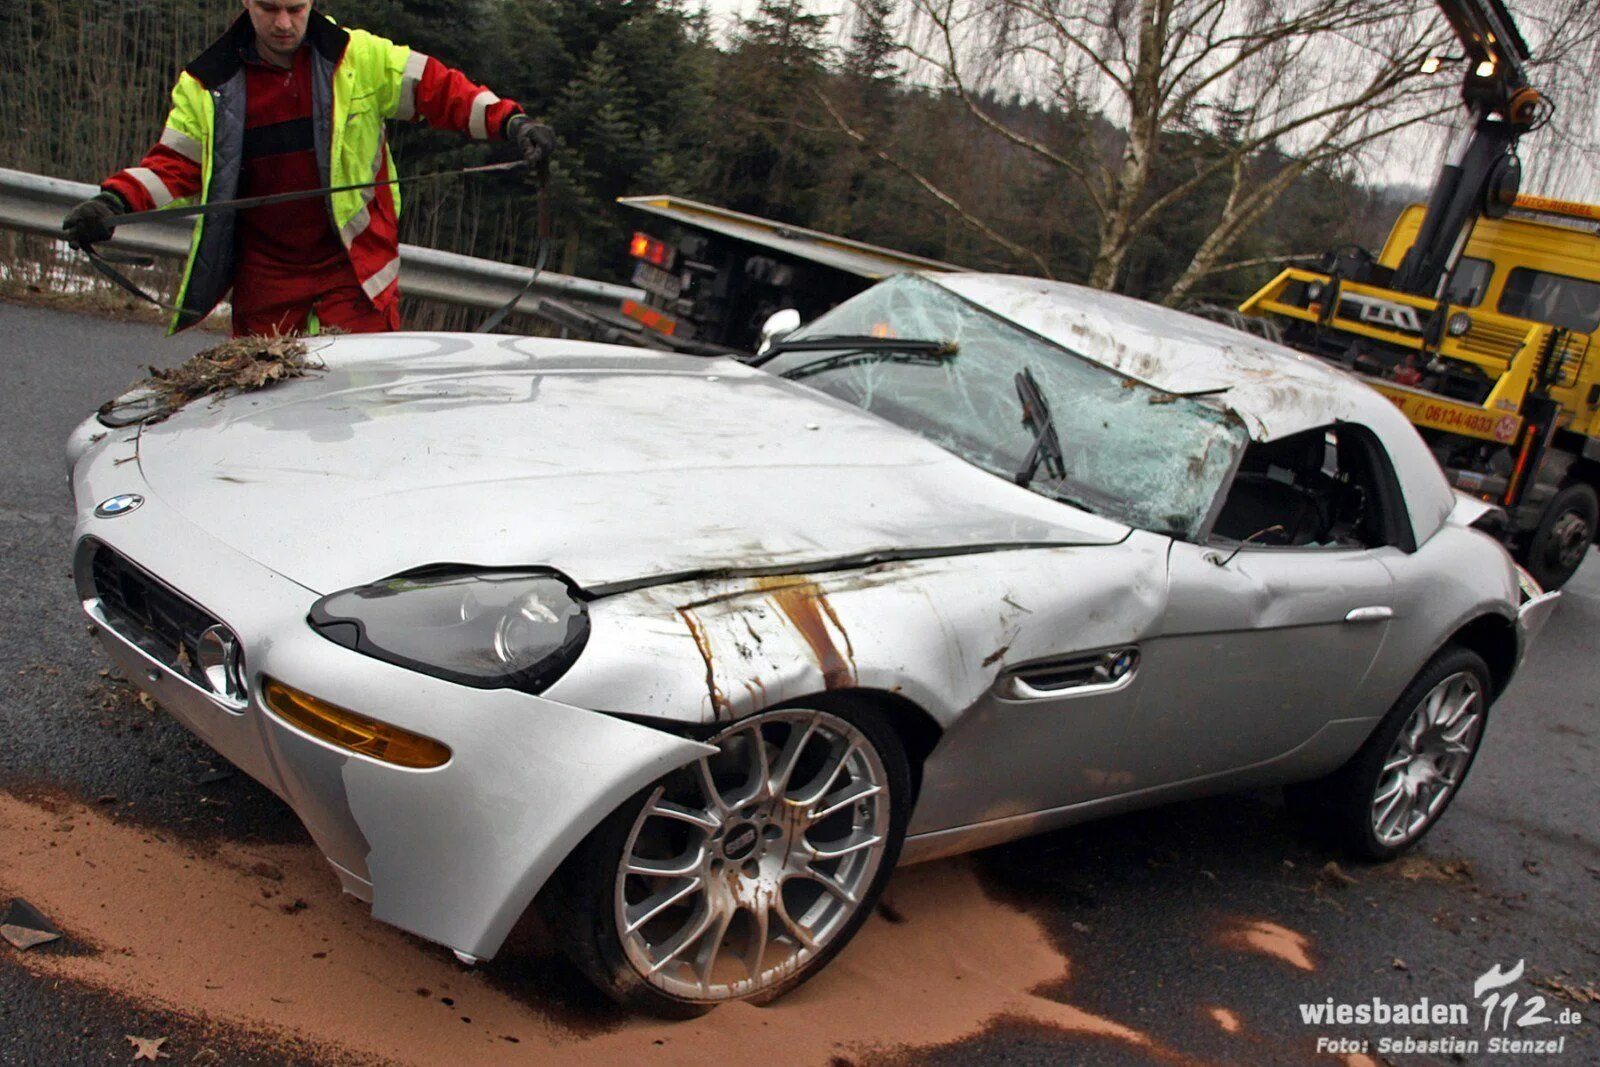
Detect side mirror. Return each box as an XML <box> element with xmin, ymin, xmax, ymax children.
<box><xmin>757</xmin><ymin>308</ymin><xmax>802</xmax><ymax>355</ymax></box>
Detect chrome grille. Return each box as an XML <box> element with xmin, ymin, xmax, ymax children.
<box><xmin>77</xmin><ymin>539</ymin><xmax>227</xmax><ymax>695</ymax></box>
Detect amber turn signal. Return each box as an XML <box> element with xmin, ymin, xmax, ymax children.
<box><xmin>262</xmin><ymin>678</ymin><xmax>451</xmax><ymax>769</ymax></box>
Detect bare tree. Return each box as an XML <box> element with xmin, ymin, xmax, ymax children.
<box><xmin>891</xmin><ymin>0</ymin><xmax>1463</xmax><ymax>299</ymax></box>
<box><xmin>1502</xmin><ymin>0</ymin><xmax>1600</xmax><ymax>202</ymax></box>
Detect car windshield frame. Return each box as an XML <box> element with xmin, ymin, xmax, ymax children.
<box><xmin>757</xmin><ymin>274</ymin><xmax>1249</xmax><ymax>541</ymax></box>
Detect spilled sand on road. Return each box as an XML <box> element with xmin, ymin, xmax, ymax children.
<box><xmin>0</xmin><ymin>791</ymin><xmax>1168</xmax><ymax>1065</ymax></box>
<box><xmin>1207</xmin><ymin>1006</ymin><xmax>1242</xmax><ymax>1034</ymax></box>
<box><xmin>1217</xmin><ymin>918</ymin><xmax>1315</xmax><ymax>972</ymax></box>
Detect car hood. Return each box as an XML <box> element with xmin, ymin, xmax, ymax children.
<box><xmin>132</xmin><ymin>334</ymin><xmax>1126</xmax><ymax>593</ymax></box>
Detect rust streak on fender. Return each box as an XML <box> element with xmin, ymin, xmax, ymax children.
<box><xmin>754</xmin><ymin>577</ymin><xmax>857</xmax><ymax>690</ymax></box>
<box><xmin>677</xmin><ymin>607</ymin><xmax>729</xmax><ymax>718</ymax></box>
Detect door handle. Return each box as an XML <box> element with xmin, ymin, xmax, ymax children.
<box><xmin>1344</xmin><ymin>606</ymin><xmax>1393</xmax><ymax>623</ymax></box>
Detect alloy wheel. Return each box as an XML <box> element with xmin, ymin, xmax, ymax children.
<box><xmin>613</xmin><ymin>709</ymin><xmax>891</xmax><ymax>1001</ymax></box>
<box><xmin>1370</xmin><ymin>670</ymin><xmax>1484</xmax><ymax>847</ymax></box>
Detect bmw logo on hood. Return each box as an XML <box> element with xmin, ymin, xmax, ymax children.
<box><xmin>95</xmin><ymin>494</ymin><xmax>145</xmax><ymax>518</ymax></box>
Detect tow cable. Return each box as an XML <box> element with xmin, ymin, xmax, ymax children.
<box><xmin>67</xmin><ymin>158</ymin><xmax>552</xmax><ymax>333</ymax></box>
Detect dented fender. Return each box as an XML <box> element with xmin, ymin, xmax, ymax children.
<box><xmin>543</xmin><ymin>534</ymin><xmax>1172</xmax><ymax>732</ymax></box>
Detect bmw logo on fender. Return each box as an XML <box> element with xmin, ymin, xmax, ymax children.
<box><xmin>94</xmin><ymin>494</ymin><xmax>144</xmax><ymax>518</ymax></box>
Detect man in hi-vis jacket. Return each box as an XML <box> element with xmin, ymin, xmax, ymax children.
<box><xmin>62</xmin><ymin>0</ymin><xmax>554</xmax><ymax>336</ymax></box>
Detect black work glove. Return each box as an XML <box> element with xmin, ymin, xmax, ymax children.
<box><xmin>63</xmin><ymin>191</ymin><xmax>126</xmax><ymax>251</ymax></box>
<box><xmin>505</xmin><ymin>114</ymin><xmax>556</xmax><ymax>183</ymax></box>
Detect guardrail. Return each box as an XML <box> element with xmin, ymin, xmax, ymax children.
<box><xmin>0</xmin><ymin>167</ymin><xmax>643</xmax><ymax>315</ymax></box>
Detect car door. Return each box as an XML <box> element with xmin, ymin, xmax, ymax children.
<box><xmin>1120</xmin><ymin>423</ymin><xmax>1406</xmax><ymax>789</ymax></box>
<box><xmin>906</xmin><ymin>534</ymin><xmax>1172</xmax><ymax>837</ymax></box>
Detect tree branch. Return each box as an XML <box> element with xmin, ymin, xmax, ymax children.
<box><xmin>814</xmin><ymin>88</ymin><xmax>1055</xmax><ymax>277</ymax></box>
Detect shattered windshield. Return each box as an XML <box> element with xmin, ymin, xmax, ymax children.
<box><xmin>759</xmin><ymin>274</ymin><xmax>1247</xmax><ymax>539</ymax></box>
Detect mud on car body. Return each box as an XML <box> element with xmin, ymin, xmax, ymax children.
<box><xmin>67</xmin><ymin>273</ymin><xmax>1555</xmax><ymax>1015</ymax></box>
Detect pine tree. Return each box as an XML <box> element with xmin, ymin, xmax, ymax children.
<box><xmin>707</xmin><ymin>0</ymin><xmax>833</xmax><ymax>220</ymax></box>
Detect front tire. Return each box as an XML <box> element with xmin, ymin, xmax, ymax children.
<box><xmin>545</xmin><ymin>704</ymin><xmax>910</xmax><ymax>1017</ymax></box>
<box><xmin>1287</xmin><ymin>646</ymin><xmax>1491</xmax><ymax>861</ymax></box>
<box><xmin>1519</xmin><ymin>482</ymin><xmax>1597</xmax><ymax>591</ymax></box>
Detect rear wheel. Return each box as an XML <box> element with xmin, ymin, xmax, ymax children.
<box><xmin>546</xmin><ymin>705</ymin><xmax>910</xmax><ymax>1017</ymax></box>
<box><xmin>1519</xmin><ymin>482</ymin><xmax>1597</xmax><ymax>591</ymax></box>
<box><xmin>1287</xmin><ymin>646</ymin><xmax>1490</xmax><ymax>861</ymax></box>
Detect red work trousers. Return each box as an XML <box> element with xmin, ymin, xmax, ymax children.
<box><xmin>231</xmin><ymin>276</ymin><xmax>400</xmax><ymax>337</ymax></box>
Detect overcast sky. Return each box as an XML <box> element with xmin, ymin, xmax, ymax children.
<box><xmin>694</xmin><ymin>0</ymin><xmax>1597</xmax><ymax>203</ymax></box>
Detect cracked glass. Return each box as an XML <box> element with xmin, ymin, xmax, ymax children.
<box><xmin>761</xmin><ymin>274</ymin><xmax>1247</xmax><ymax>539</ymax></box>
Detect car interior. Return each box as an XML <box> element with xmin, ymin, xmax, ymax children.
<box><xmin>1210</xmin><ymin>424</ymin><xmax>1398</xmax><ymax>549</ymax></box>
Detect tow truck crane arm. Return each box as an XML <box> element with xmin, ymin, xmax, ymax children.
<box><xmin>1234</xmin><ymin>0</ymin><xmax>1600</xmax><ymax>591</ymax></box>
<box><xmin>1392</xmin><ymin>0</ymin><xmax>1546</xmax><ymax>298</ymax></box>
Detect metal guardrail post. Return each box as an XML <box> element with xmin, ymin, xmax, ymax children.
<box><xmin>0</xmin><ymin>166</ymin><xmax>643</xmax><ymax>315</ymax></box>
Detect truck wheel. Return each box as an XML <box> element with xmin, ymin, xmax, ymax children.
<box><xmin>1520</xmin><ymin>483</ymin><xmax>1597</xmax><ymax>590</ymax></box>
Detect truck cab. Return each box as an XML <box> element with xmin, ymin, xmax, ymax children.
<box><xmin>1240</xmin><ymin>196</ymin><xmax>1600</xmax><ymax>588</ymax></box>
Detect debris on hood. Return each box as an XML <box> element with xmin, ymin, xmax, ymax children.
<box><xmin>1</xmin><ymin>897</ymin><xmax>63</xmax><ymax>950</ymax></box>
<box><xmin>99</xmin><ymin>335</ymin><xmax>323</xmax><ymax>426</ymax></box>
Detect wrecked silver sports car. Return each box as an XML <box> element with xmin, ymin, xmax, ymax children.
<box><xmin>67</xmin><ymin>273</ymin><xmax>1556</xmax><ymax>1015</ymax></box>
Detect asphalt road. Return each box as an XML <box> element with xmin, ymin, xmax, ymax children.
<box><xmin>1</xmin><ymin>301</ymin><xmax>1596</xmax><ymax>1065</ymax></box>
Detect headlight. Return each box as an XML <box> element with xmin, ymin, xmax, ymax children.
<box><xmin>308</xmin><ymin>570</ymin><xmax>589</xmax><ymax>692</ymax></box>
<box><xmin>1447</xmin><ymin>311</ymin><xmax>1472</xmax><ymax>337</ymax></box>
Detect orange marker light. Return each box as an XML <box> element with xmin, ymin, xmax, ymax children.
<box><xmin>263</xmin><ymin>678</ymin><xmax>451</xmax><ymax>769</ymax></box>
<box><xmin>622</xmin><ymin>298</ymin><xmax>678</xmax><ymax>336</ymax></box>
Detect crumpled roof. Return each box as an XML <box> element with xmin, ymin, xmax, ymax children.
<box><xmin>928</xmin><ymin>272</ymin><xmax>1455</xmax><ymax>543</ymax></box>
<box><xmin>930</xmin><ymin>273</ymin><xmax>1378</xmax><ymax>442</ymax></box>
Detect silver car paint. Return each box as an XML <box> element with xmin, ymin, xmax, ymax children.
<box><xmin>72</xmin><ymin>434</ymin><xmax>717</xmax><ymax>959</ymax></box>
<box><xmin>66</xmin><ymin>276</ymin><xmax>1537</xmax><ymax>964</ymax></box>
<box><xmin>129</xmin><ymin>333</ymin><xmax>1124</xmax><ymax>594</ymax></box>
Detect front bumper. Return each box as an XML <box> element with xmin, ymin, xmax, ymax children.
<box><xmin>1513</xmin><ymin>563</ymin><xmax>1560</xmax><ymax>667</ymax></box>
<box><xmin>1516</xmin><ymin>589</ymin><xmax>1560</xmax><ymax>650</ymax></box>
<box><xmin>71</xmin><ymin>455</ymin><xmax>711</xmax><ymax>960</ymax></box>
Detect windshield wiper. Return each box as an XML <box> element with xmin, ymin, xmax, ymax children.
<box><xmin>774</xmin><ymin>336</ymin><xmax>959</xmax><ymax>380</ymax></box>
<box><xmin>763</xmin><ymin>334</ymin><xmax>956</xmax><ymax>356</ymax></box>
<box><xmin>1014</xmin><ymin>365</ymin><xmax>1066</xmax><ymax>486</ymax></box>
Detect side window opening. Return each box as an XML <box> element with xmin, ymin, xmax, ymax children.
<box><xmin>1210</xmin><ymin>424</ymin><xmax>1397</xmax><ymax>550</ymax></box>
<box><xmin>1498</xmin><ymin>268</ymin><xmax>1600</xmax><ymax>333</ymax></box>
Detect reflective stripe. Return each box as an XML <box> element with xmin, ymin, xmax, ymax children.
<box><xmin>361</xmin><ymin>255</ymin><xmax>401</xmax><ymax>300</ymax></box>
<box><xmin>340</xmin><ymin>202</ymin><xmax>372</xmax><ymax>246</ymax></box>
<box><xmin>339</xmin><ymin>141</ymin><xmax>390</xmax><ymax>246</ymax></box>
<box><xmin>395</xmin><ymin>50</ymin><xmax>429</xmax><ymax>122</ymax></box>
<box><xmin>159</xmin><ymin>126</ymin><xmax>203</xmax><ymax>163</ymax></box>
<box><xmin>126</xmin><ymin>167</ymin><xmax>173</xmax><ymax>208</ymax></box>
<box><xmin>468</xmin><ymin>90</ymin><xmax>499</xmax><ymax>140</ymax></box>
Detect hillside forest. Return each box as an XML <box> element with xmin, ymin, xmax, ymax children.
<box><xmin>4</xmin><ymin>0</ymin><xmax>1597</xmax><ymax>318</ymax></box>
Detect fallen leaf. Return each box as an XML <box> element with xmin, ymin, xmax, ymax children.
<box><xmin>1397</xmin><ymin>856</ymin><xmax>1473</xmax><ymax>883</ymax></box>
<box><xmin>1392</xmin><ymin>957</ymin><xmax>1407</xmax><ymax>971</ymax></box>
<box><xmin>126</xmin><ymin>1035</ymin><xmax>169</xmax><ymax>1061</ymax></box>
<box><xmin>1319</xmin><ymin>861</ymin><xmax>1358</xmax><ymax>887</ymax></box>
<box><xmin>1</xmin><ymin>899</ymin><xmax>62</xmax><ymax>950</ymax></box>
<box><xmin>1533</xmin><ymin>976</ymin><xmax>1600</xmax><ymax>1004</ymax></box>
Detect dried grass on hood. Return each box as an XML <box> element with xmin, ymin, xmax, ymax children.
<box><xmin>101</xmin><ymin>334</ymin><xmax>324</xmax><ymax>424</ymax></box>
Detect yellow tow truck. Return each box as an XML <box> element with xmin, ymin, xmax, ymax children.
<box><xmin>1241</xmin><ymin>0</ymin><xmax>1600</xmax><ymax>589</ymax></box>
